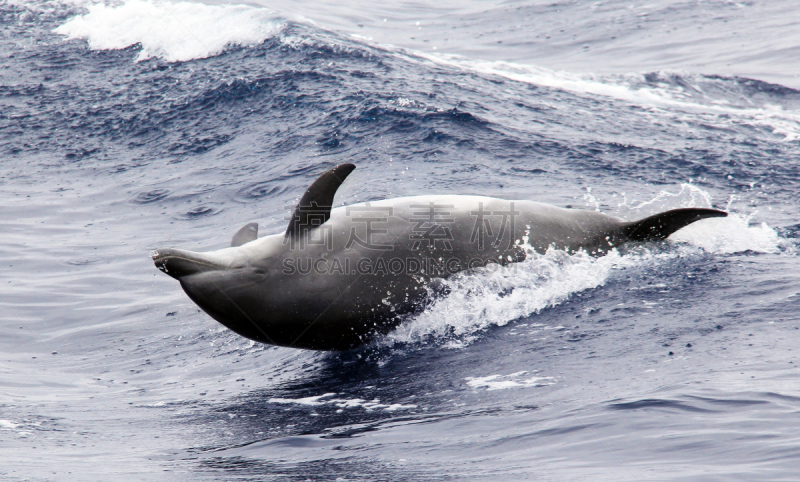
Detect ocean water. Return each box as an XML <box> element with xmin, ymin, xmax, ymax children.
<box><xmin>2</xmin><ymin>0</ymin><xmax>800</xmax><ymax>480</ymax></box>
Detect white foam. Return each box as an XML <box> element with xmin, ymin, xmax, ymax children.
<box><xmin>268</xmin><ymin>393</ymin><xmax>416</xmax><ymax>412</ymax></box>
<box><xmin>465</xmin><ymin>371</ymin><xmax>555</xmax><ymax>391</ymax></box>
<box><xmin>54</xmin><ymin>0</ymin><xmax>284</xmax><ymax>62</ymax></box>
<box><xmin>671</xmin><ymin>214</ymin><xmax>783</xmax><ymax>255</ymax></box>
<box><xmin>388</xmin><ymin>247</ymin><xmax>640</xmax><ymax>347</ymax></box>
<box><xmin>0</xmin><ymin>420</ymin><xmax>20</xmax><ymax>429</ymax></box>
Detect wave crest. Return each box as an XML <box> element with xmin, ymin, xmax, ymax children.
<box><xmin>54</xmin><ymin>0</ymin><xmax>284</xmax><ymax>62</ymax></box>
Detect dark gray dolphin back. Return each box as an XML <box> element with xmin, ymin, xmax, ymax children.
<box><xmin>621</xmin><ymin>208</ymin><xmax>727</xmax><ymax>241</ymax></box>
<box><xmin>285</xmin><ymin>163</ymin><xmax>356</xmax><ymax>240</ymax></box>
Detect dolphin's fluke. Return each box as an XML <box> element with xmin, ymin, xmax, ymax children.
<box><xmin>621</xmin><ymin>208</ymin><xmax>728</xmax><ymax>242</ymax></box>
<box><xmin>231</xmin><ymin>222</ymin><xmax>258</xmax><ymax>247</ymax></box>
<box><xmin>285</xmin><ymin>163</ymin><xmax>356</xmax><ymax>240</ymax></box>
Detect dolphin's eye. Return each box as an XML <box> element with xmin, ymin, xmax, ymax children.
<box><xmin>253</xmin><ymin>268</ymin><xmax>266</xmax><ymax>275</ymax></box>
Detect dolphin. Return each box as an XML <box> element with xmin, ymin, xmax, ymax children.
<box><xmin>152</xmin><ymin>163</ymin><xmax>726</xmax><ymax>350</ymax></box>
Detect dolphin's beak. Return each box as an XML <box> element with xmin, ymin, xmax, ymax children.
<box><xmin>151</xmin><ymin>248</ymin><xmax>226</xmax><ymax>280</ymax></box>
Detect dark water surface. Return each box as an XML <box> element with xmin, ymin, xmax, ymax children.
<box><xmin>2</xmin><ymin>0</ymin><xmax>800</xmax><ymax>480</ymax></box>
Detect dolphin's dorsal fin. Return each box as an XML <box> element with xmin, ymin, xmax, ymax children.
<box><xmin>285</xmin><ymin>163</ymin><xmax>356</xmax><ymax>239</ymax></box>
<box><xmin>621</xmin><ymin>208</ymin><xmax>727</xmax><ymax>241</ymax></box>
<box><xmin>231</xmin><ymin>222</ymin><xmax>258</xmax><ymax>247</ymax></box>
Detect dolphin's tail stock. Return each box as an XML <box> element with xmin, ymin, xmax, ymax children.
<box><xmin>621</xmin><ymin>208</ymin><xmax>728</xmax><ymax>242</ymax></box>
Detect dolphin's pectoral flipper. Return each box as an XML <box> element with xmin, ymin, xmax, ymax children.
<box><xmin>621</xmin><ymin>208</ymin><xmax>728</xmax><ymax>242</ymax></box>
<box><xmin>285</xmin><ymin>163</ymin><xmax>356</xmax><ymax>239</ymax></box>
<box><xmin>231</xmin><ymin>222</ymin><xmax>258</xmax><ymax>247</ymax></box>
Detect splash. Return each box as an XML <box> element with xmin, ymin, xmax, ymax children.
<box><xmin>268</xmin><ymin>393</ymin><xmax>417</xmax><ymax>412</ymax></box>
<box><xmin>465</xmin><ymin>371</ymin><xmax>555</xmax><ymax>390</ymax></box>
<box><xmin>670</xmin><ymin>214</ymin><xmax>783</xmax><ymax>254</ymax></box>
<box><xmin>615</xmin><ymin>183</ymin><xmax>786</xmax><ymax>255</ymax></box>
<box><xmin>387</xmin><ymin>247</ymin><xmax>642</xmax><ymax>347</ymax></box>
<box><xmin>54</xmin><ymin>0</ymin><xmax>284</xmax><ymax>62</ymax></box>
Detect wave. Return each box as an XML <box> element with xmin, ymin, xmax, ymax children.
<box><xmin>53</xmin><ymin>0</ymin><xmax>284</xmax><ymax>62</ymax></box>
<box><xmin>48</xmin><ymin>0</ymin><xmax>800</xmax><ymax>145</ymax></box>
<box><xmin>409</xmin><ymin>52</ymin><xmax>800</xmax><ymax>142</ymax></box>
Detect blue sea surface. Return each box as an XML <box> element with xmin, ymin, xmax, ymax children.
<box><xmin>2</xmin><ymin>0</ymin><xmax>800</xmax><ymax>480</ymax></box>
